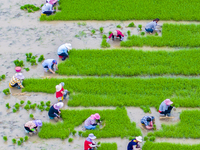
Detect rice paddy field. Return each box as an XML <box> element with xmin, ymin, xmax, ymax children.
<box><xmin>1</xmin><ymin>0</ymin><xmax>200</xmax><ymax>149</ymax></box>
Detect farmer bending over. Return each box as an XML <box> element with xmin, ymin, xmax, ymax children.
<box><xmin>56</xmin><ymin>82</ymin><xmax>70</xmax><ymax>102</ymax></box>
<box><xmin>24</xmin><ymin>120</ymin><xmax>42</xmax><ymax>136</ymax></box>
<box><xmin>42</xmin><ymin>2</ymin><xmax>55</xmax><ymax>16</ymax></box>
<box><xmin>57</xmin><ymin>43</ymin><xmax>72</xmax><ymax>61</ymax></box>
<box><xmin>84</xmin><ymin>113</ymin><xmax>101</xmax><ymax>130</ymax></box>
<box><xmin>9</xmin><ymin>73</ymin><xmax>24</xmax><ymax>89</ymax></box>
<box><xmin>159</xmin><ymin>99</ymin><xmax>176</xmax><ymax>117</ymax></box>
<box><xmin>84</xmin><ymin>133</ymin><xmax>100</xmax><ymax>150</ymax></box>
<box><xmin>106</xmin><ymin>30</ymin><xmax>124</xmax><ymax>42</ymax></box>
<box><xmin>42</xmin><ymin>59</ymin><xmax>58</xmax><ymax>74</ymax></box>
<box><xmin>48</xmin><ymin>102</ymin><xmax>64</xmax><ymax>121</ymax></box>
<box><xmin>141</xmin><ymin>116</ymin><xmax>155</xmax><ymax>130</ymax></box>
<box><xmin>127</xmin><ymin>136</ymin><xmax>142</xmax><ymax>150</ymax></box>
<box><xmin>145</xmin><ymin>18</ymin><xmax>161</xmax><ymax>34</ymax></box>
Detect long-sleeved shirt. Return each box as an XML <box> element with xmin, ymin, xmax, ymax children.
<box><xmin>108</xmin><ymin>30</ymin><xmax>124</xmax><ymax>38</ymax></box>
<box><xmin>42</xmin><ymin>3</ymin><xmax>53</xmax><ymax>13</ymax></box>
<box><xmin>42</xmin><ymin>59</ymin><xmax>54</xmax><ymax>68</ymax></box>
<box><xmin>48</xmin><ymin>105</ymin><xmax>59</xmax><ymax>117</ymax></box>
<box><xmin>145</xmin><ymin>21</ymin><xmax>157</xmax><ymax>30</ymax></box>
<box><xmin>141</xmin><ymin>116</ymin><xmax>153</xmax><ymax>126</ymax></box>
<box><xmin>24</xmin><ymin>121</ymin><xmax>36</xmax><ymax>129</ymax></box>
<box><xmin>159</xmin><ymin>101</ymin><xmax>169</xmax><ymax>112</ymax></box>
<box><xmin>10</xmin><ymin>75</ymin><xmax>24</xmax><ymax>88</ymax></box>
<box><xmin>57</xmin><ymin>44</ymin><xmax>69</xmax><ymax>55</ymax></box>
<box><xmin>84</xmin><ymin>116</ymin><xmax>96</xmax><ymax>126</ymax></box>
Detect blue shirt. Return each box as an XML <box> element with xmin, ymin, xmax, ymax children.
<box><xmin>127</xmin><ymin>139</ymin><xmax>138</xmax><ymax>150</ymax></box>
<box><xmin>159</xmin><ymin>101</ymin><xmax>169</xmax><ymax>112</ymax></box>
<box><xmin>42</xmin><ymin>59</ymin><xmax>54</xmax><ymax>68</ymax></box>
<box><xmin>57</xmin><ymin>44</ymin><xmax>69</xmax><ymax>55</ymax></box>
<box><xmin>141</xmin><ymin>116</ymin><xmax>153</xmax><ymax>126</ymax></box>
<box><xmin>145</xmin><ymin>21</ymin><xmax>157</xmax><ymax>30</ymax></box>
<box><xmin>42</xmin><ymin>3</ymin><xmax>53</xmax><ymax>13</ymax></box>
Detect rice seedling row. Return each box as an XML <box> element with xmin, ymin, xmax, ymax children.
<box><xmin>38</xmin><ymin>107</ymin><xmax>141</xmax><ymax>139</ymax></box>
<box><xmin>57</xmin><ymin>49</ymin><xmax>200</xmax><ymax>76</ymax></box>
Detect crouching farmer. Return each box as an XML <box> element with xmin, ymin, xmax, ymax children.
<box><xmin>127</xmin><ymin>136</ymin><xmax>142</xmax><ymax>150</ymax></box>
<box><xmin>141</xmin><ymin>116</ymin><xmax>155</xmax><ymax>130</ymax></box>
<box><xmin>84</xmin><ymin>133</ymin><xmax>100</xmax><ymax>150</ymax></box>
<box><xmin>106</xmin><ymin>30</ymin><xmax>124</xmax><ymax>42</ymax></box>
<box><xmin>9</xmin><ymin>73</ymin><xmax>24</xmax><ymax>89</ymax></box>
<box><xmin>42</xmin><ymin>59</ymin><xmax>58</xmax><ymax>74</ymax></box>
<box><xmin>57</xmin><ymin>43</ymin><xmax>72</xmax><ymax>61</ymax></box>
<box><xmin>84</xmin><ymin>113</ymin><xmax>101</xmax><ymax>130</ymax></box>
<box><xmin>159</xmin><ymin>99</ymin><xmax>175</xmax><ymax>117</ymax></box>
<box><xmin>55</xmin><ymin>82</ymin><xmax>70</xmax><ymax>102</ymax></box>
<box><xmin>24</xmin><ymin>120</ymin><xmax>42</xmax><ymax>136</ymax></box>
<box><xmin>48</xmin><ymin>102</ymin><xmax>64</xmax><ymax>121</ymax></box>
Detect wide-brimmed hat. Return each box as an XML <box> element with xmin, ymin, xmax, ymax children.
<box><xmin>15</xmin><ymin>73</ymin><xmax>24</xmax><ymax>80</ymax></box>
<box><xmin>113</xmin><ymin>31</ymin><xmax>117</xmax><ymax>36</ymax></box>
<box><xmin>33</xmin><ymin>120</ymin><xmax>42</xmax><ymax>127</ymax></box>
<box><xmin>65</xmin><ymin>43</ymin><xmax>72</xmax><ymax>50</ymax></box>
<box><xmin>94</xmin><ymin>113</ymin><xmax>100</xmax><ymax>120</ymax></box>
<box><xmin>88</xmin><ymin>133</ymin><xmax>96</xmax><ymax>140</ymax></box>
<box><xmin>54</xmin><ymin>102</ymin><xmax>64</xmax><ymax>109</ymax></box>
<box><xmin>164</xmin><ymin>99</ymin><xmax>173</xmax><ymax>105</ymax></box>
<box><xmin>136</xmin><ymin>136</ymin><xmax>142</xmax><ymax>142</ymax></box>
<box><xmin>56</xmin><ymin>84</ymin><xmax>62</xmax><ymax>92</ymax></box>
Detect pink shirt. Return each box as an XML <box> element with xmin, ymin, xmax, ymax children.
<box><xmin>84</xmin><ymin>116</ymin><xmax>96</xmax><ymax>126</ymax></box>
<box><xmin>108</xmin><ymin>30</ymin><xmax>124</xmax><ymax>38</ymax></box>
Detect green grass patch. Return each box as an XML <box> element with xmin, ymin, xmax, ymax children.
<box><xmin>23</xmin><ymin>78</ymin><xmax>200</xmax><ymax>108</ymax></box>
<box><xmin>154</xmin><ymin>110</ymin><xmax>200</xmax><ymax>138</ymax></box>
<box><xmin>38</xmin><ymin>107</ymin><xmax>141</xmax><ymax>139</ymax></box>
<box><xmin>57</xmin><ymin>49</ymin><xmax>200</xmax><ymax>76</ymax></box>
<box><xmin>98</xmin><ymin>143</ymin><xmax>117</xmax><ymax>150</ymax></box>
<box><xmin>39</xmin><ymin>0</ymin><xmax>200</xmax><ymax>21</ymax></box>
<box><xmin>121</xmin><ymin>23</ymin><xmax>200</xmax><ymax>47</ymax></box>
<box><xmin>143</xmin><ymin>141</ymin><xmax>200</xmax><ymax>150</ymax></box>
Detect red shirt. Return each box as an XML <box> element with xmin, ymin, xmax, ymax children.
<box><xmin>108</xmin><ymin>30</ymin><xmax>124</xmax><ymax>38</ymax></box>
<box><xmin>56</xmin><ymin>87</ymin><xmax>64</xmax><ymax>98</ymax></box>
<box><xmin>84</xmin><ymin>140</ymin><xmax>92</xmax><ymax>150</ymax></box>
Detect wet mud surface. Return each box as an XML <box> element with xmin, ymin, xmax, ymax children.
<box><xmin>1</xmin><ymin>0</ymin><xmax>200</xmax><ymax>149</ymax></box>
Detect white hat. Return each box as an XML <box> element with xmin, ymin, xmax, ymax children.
<box><xmin>65</xmin><ymin>43</ymin><xmax>72</xmax><ymax>51</ymax></box>
<box><xmin>113</xmin><ymin>31</ymin><xmax>117</xmax><ymax>36</ymax></box>
<box><xmin>55</xmin><ymin>84</ymin><xmax>62</xmax><ymax>92</ymax></box>
<box><xmin>136</xmin><ymin>136</ymin><xmax>142</xmax><ymax>142</ymax></box>
<box><xmin>15</xmin><ymin>73</ymin><xmax>24</xmax><ymax>80</ymax></box>
<box><xmin>54</xmin><ymin>102</ymin><xmax>64</xmax><ymax>109</ymax></box>
<box><xmin>88</xmin><ymin>133</ymin><xmax>96</xmax><ymax>140</ymax></box>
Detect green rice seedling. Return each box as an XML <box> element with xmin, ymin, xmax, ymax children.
<box><xmin>13</xmin><ymin>109</ymin><xmax>17</xmax><ymax>113</ymax></box>
<box><xmin>102</xmin><ymin>34</ymin><xmax>107</xmax><ymax>39</ymax></box>
<box><xmin>116</xmin><ymin>25</ymin><xmax>121</xmax><ymax>28</ymax></box>
<box><xmin>68</xmin><ymin>138</ymin><xmax>73</xmax><ymax>142</ymax></box>
<box><xmin>141</xmin><ymin>32</ymin><xmax>145</xmax><ymax>36</ymax></box>
<box><xmin>1</xmin><ymin>74</ymin><xmax>6</xmax><ymax>79</ymax></box>
<box><xmin>72</xmin><ymin>130</ymin><xmax>77</xmax><ymax>135</ymax></box>
<box><xmin>17</xmin><ymin>140</ymin><xmax>21</xmax><ymax>146</ymax></box>
<box><xmin>128</xmin><ymin>22</ymin><xmax>135</xmax><ymax>27</ymax></box>
<box><xmin>53</xmin><ymin>7</ymin><xmax>56</xmax><ymax>10</ymax></box>
<box><xmin>99</xmin><ymin>27</ymin><xmax>103</xmax><ymax>33</ymax></box>
<box><xmin>3</xmin><ymin>136</ymin><xmax>7</xmax><ymax>141</ymax></box>
<box><xmin>45</xmin><ymin>107</ymin><xmax>50</xmax><ymax>111</ymax></box>
<box><xmin>27</xmin><ymin>100</ymin><xmax>31</xmax><ymax>105</ymax></box>
<box><xmin>82</xmin><ymin>22</ymin><xmax>87</xmax><ymax>26</ymax></box>
<box><xmin>28</xmin><ymin>9</ymin><xmax>32</xmax><ymax>13</ymax></box>
<box><xmin>138</xmin><ymin>25</ymin><xmax>142</xmax><ymax>31</ymax></box>
<box><xmin>30</xmin><ymin>114</ymin><xmax>34</xmax><ymax>118</ymax></box>
<box><xmin>12</xmin><ymin>138</ymin><xmax>16</xmax><ymax>144</ymax></box>
<box><xmin>40</xmin><ymin>4</ymin><xmax>44</xmax><ymax>7</ymax></box>
<box><xmin>98</xmin><ymin>143</ymin><xmax>117</xmax><ymax>150</ymax></box>
<box><xmin>38</xmin><ymin>55</ymin><xmax>45</xmax><ymax>62</ymax></box>
<box><xmin>24</xmin><ymin>68</ymin><xmax>30</xmax><ymax>71</ymax></box>
<box><xmin>144</xmin><ymin>136</ymin><xmax>148</xmax><ymax>141</ymax></box>
<box><xmin>91</xmin><ymin>29</ymin><xmax>95</xmax><ymax>34</ymax></box>
<box><xmin>78</xmin><ymin>131</ymin><xmax>83</xmax><ymax>136</ymax></box>
<box><xmin>20</xmin><ymin>4</ymin><xmax>40</xmax><ymax>12</ymax></box>
<box><xmin>155</xmin><ymin>32</ymin><xmax>158</xmax><ymax>36</ymax></box>
<box><xmin>30</xmin><ymin>59</ymin><xmax>37</xmax><ymax>65</ymax></box>
<box><xmin>147</xmin><ymin>132</ymin><xmax>154</xmax><ymax>137</ymax></box>
<box><xmin>149</xmin><ymin>136</ymin><xmax>155</xmax><ymax>141</ymax></box>
<box><xmin>20</xmin><ymin>137</ymin><xmax>24</xmax><ymax>143</ymax></box>
<box><xmin>108</xmin><ymin>31</ymin><xmax>112</xmax><ymax>35</ymax></box>
<box><xmin>127</xmin><ymin>30</ymin><xmax>131</xmax><ymax>36</ymax></box>
<box><xmin>40</xmin><ymin>101</ymin><xmax>45</xmax><ymax>107</ymax></box>
<box><xmin>58</xmin><ymin>6</ymin><xmax>62</xmax><ymax>10</ymax></box>
<box><xmin>28</xmin><ymin>53</ymin><xmax>32</xmax><ymax>58</ymax></box>
<box><xmin>46</xmin><ymin>101</ymin><xmax>51</xmax><ymax>107</ymax></box>
<box><xmin>140</xmin><ymin>105</ymin><xmax>150</xmax><ymax>113</ymax></box>
<box><xmin>15</xmin><ymin>103</ymin><xmax>20</xmax><ymax>110</ymax></box>
<box><xmin>20</xmin><ymin>100</ymin><xmax>25</xmax><ymax>105</ymax></box>
<box><xmin>24</xmin><ymin>104</ymin><xmax>30</xmax><ymax>111</ymax></box>
<box><xmin>101</xmin><ymin>39</ymin><xmax>110</xmax><ymax>48</ymax></box>
<box><xmin>153</xmin><ymin>124</ymin><xmax>156</xmax><ymax>130</ymax></box>
<box><xmin>143</xmin><ymin>141</ymin><xmax>200</xmax><ymax>150</ymax></box>
<box><xmin>30</xmin><ymin>103</ymin><xmax>36</xmax><ymax>110</ymax></box>
<box><xmin>3</xmin><ymin>88</ymin><xmax>10</xmax><ymax>95</ymax></box>
<box><xmin>14</xmin><ymin>59</ymin><xmax>24</xmax><ymax>67</ymax></box>
<box><xmin>24</xmin><ymin>136</ymin><xmax>29</xmax><ymax>141</ymax></box>
<box><xmin>6</xmin><ymin>103</ymin><xmax>11</xmax><ymax>109</ymax></box>
<box><xmin>77</xmin><ymin>22</ymin><xmax>81</xmax><ymax>26</ymax></box>
<box><xmin>20</xmin><ymin>6</ymin><xmax>24</xmax><ymax>10</ymax></box>
<box><xmin>97</xmin><ymin>141</ymin><xmax>101</xmax><ymax>145</ymax></box>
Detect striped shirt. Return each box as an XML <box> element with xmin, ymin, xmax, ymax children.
<box><xmin>141</xmin><ymin>116</ymin><xmax>153</xmax><ymax>126</ymax></box>
<box><xmin>24</xmin><ymin>121</ymin><xmax>36</xmax><ymax>129</ymax></box>
<box><xmin>10</xmin><ymin>75</ymin><xmax>24</xmax><ymax>88</ymax></box>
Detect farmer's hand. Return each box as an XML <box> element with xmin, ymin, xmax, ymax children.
<box><xmin>106</xmin><ymin>38</ymin><xmax>109</xmax><ymax>42</ymax></box>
